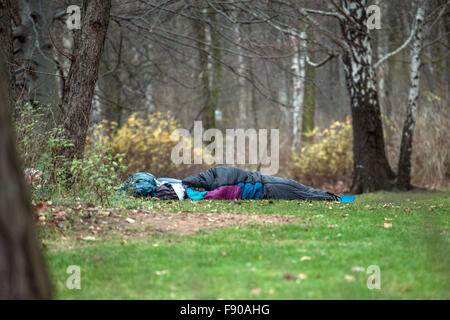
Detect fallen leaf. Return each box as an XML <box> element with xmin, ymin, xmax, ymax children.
<box><xmin>297</xmin><ymin>273</ymin><xmax>308</xmax><ymax>280</ymax></box>
<box><xmin>283</xmin><ymin>273</ymin><xmax>297</xmax><ymax>280</ymax></box>
<box><xmin>300</xmin><ymin>256</ymin><xmax>311</xmax><ymax>261</ymax></box>
<box><xmin>344</xmin><ymin>275</ymin><xmax>355</xmax><ymax>282</ymax></box>
<box><xmin>351</xmin><ymin>266</ymin><xmax>365</xmax><ymax>272</ymax></box>
<box><xmin>126</xmin><ymin>218</ymin><xmax>136</xmax><ymax>224</ymax></box>
<box><xmin>401</xmin><ymin>286</ymin><xmax>411</xmax><ymax>293</ymax></box>
<box><xmin>81</xmin><ymin>236</ymin><xmax>96</xmax><ymax>241</ymax></box>
<box><xmin>155</xmin><ymin>270</ymin><xmax>170</xmax><ymax>276</ymax></box>
<box><xmin>250</xmin><ymin>288</ymin><xmax>261</xmax><ymax>295</ymax></box>
<box><xmin>328</xmin><ymin>224</ymin><xmax>338</xmax><ymax>229</ymax></box>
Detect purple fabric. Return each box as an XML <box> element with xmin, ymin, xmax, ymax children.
<box><xmin>204</xmin><ymin>185</ymin><xmax>242</xmax><ymax>200</ymax></box>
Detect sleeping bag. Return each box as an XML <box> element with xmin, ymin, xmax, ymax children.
<box><xmin>182</xmin><ymin>166</ymin><xmax>338</xmax><ymax>201</ymax></box>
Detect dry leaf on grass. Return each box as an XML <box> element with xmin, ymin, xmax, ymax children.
<box><xmin>250</xmin><ymin>288</ymin><xmax>261</xmax><ymax>295</ymax></box>
<box><xmin>351</xmin><ymin>266</ymin><xmax>365</xmax><ymax>272</ymax></box>
<box><xmin>155</xmin><ymin>270</ymin><xmax>170</xmax><ymax>276</ymax></box>
<box><xmin>283</xmin><ymin>273</ymin><xmax>297</xmax><ymax>280</ymax></box>
<box><xmin>300</xmin><ymin>256</ymin><xmax>312</xmax><ymax>261</ymax></box>
<box><xmin>297</xmin><ymin>273</ymin><xmax>308</xmax><ymax>280</ymax></box>
<box><xmin>344</xmin><ymin>275</ymin><xmax>355</xmax><ymax>282</ymax></box>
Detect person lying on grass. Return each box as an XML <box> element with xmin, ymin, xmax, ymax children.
<box><xmin>120</xmin><ymin>166</ymin><xmax>342</xmax><ymax>201</ymax></box>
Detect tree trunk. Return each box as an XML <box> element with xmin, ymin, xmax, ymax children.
<box><xmin>0</xmin><ymin>58</ymin><xmax>51</xmax><ymax>299</ymax></box>
<box><xmin>208</xmin><ymin>12</ymin><xmax>221</xmax><ymax>130</ymax></box>
<box><xmin>0</xmin><ymin>0</ymin><xmax>16</xmax><ymax>105</ymax></box>
<box><xmin>291</xmin><ymin>31</ymin><xmax>306</xmax><ymax>151</ymax></box>
<box><xmin>195</xmin><ymin>10</ymin><xmax>215</xmax><ymax>130</ymax></box>
<box><xmin>236</xmin><ymin>29</ymin><xmax>247</xmax><ymax>128</ymax></box>
<box><xmin>340</xmin><ymin>0</ymin><xmax>395</xmax><ymax>193</ymax></box>
<box><xmin>61</xmin><ymin>0</ymin><xmax>111</xmax><ymax>161</ymax></box>
<box><xmin>397</xmin><ymin>4</ymin><xmax>425</xmax><ymax>190</ymax></box>
<box><xmin>13</xmin><ymin>0</ymin><xmax>59</xmax><ymax>110</ymax></box>
<box><xmin>301</xmin><ymin>36</ymin><xmax>316</xmax><ymax>145</ymax></box>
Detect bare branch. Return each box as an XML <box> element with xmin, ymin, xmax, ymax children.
<box><xmin>374</xmin><ymin>3</ymin><xmax>423</xmax><ymax>69</ymax></box>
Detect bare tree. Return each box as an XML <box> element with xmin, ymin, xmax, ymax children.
<box><xmin>397</xmin><ymin>0</ymin><xmax>449</xmax><ymax>189</ymax></box>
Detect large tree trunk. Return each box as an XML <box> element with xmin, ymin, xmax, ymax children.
<box><xmin>0</xmin><ymin>58</ymin><xmax>51</xmax><ymax>299</ymax></box>
<box><xmin>0</xmin><ymin>0</ymin><xmax>16</xmax><ymax>105</ymax></box>
<box><xmin>340</xmin><ymin>0</ymin><xmax>395</xmax><ymax>193</ymax></box>
<box><xmin>61</xmin><ymin>0</ymin><xmax>111</xmax><ymax>161</ymax></box>
<box><xmin>397</xmin><ymin>4</ymin><xmax>425</xmax><ymax>190</ymax></box>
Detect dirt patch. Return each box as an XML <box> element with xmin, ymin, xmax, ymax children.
<box><xmin>35</xmin><ymin>203</ymin><xmax>300</xmax><ymax>240</ymax></box>
<box><xmin>111</xmin><ymin>211</ymin><xmax>299</xmax><ymax>236</ymax></box>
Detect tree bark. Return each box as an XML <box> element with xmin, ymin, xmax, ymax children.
<box><xmin>0</xmin><ymin>0</ymin><xmax>16</xmax><ymax>105</ymax></box>
<box><xmin>61</xmin><ymin>0</ymin><xmax>111</xmax><ymax>161</ymax></box>
<box><xmin>291</xmin><ymin>31</ymin><xmax>306</xmax><ymax>150</ymax></box>
<box><xmin>397</xmin><ymin>4</ymin><xmax>425</xmax><ymax>190</ymax></box>
<box><xmin>236</xmin><ymin>25</ymin><xmax>248</xmax><ymax>129</ymax></box>
<box><xmin>0</xmin><ymin>58</ymin><xmax>51</xmax><ymax>299</ymax></box>
<box><xmin>195</xmin><ymin>10</ymin><xmax>215</xmax><ymax>130</ymax></box>
<box><xmin>13</xmin><ymin>0</ymin><xmax>59</xmax><ymax>110</ymax></box>
<box><xmin>301</xmin><ymin>35</ymin><xmax>316</xmax><ymax>145</ymax></box>
<box><xmin>340</xmin><ymin>0</ymin><xmax>395</xmax><ymax>193</ymax></box>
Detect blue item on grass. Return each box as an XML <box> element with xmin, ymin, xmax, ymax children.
<box><xmin>339</xmin><ymin>195</ymin><xmax>355</xmax><ymax>203</ymax></box>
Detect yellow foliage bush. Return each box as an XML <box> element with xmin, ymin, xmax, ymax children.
<box><xmin>95</xmin><ymin>112</ymin><xmax>207</xmax><ymax>179</ymax></box>
<box><xmin>107</xmin><ymin>112</ymin><xmax>178</xmax><ymax>177</ymax></box>
<box><xmin>290</xmin><ymin>118</ymin><xmax>353</xmax><ymax>187</ymax></box>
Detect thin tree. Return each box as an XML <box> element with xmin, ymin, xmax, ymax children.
<box><xmin>397</xmin><ymin>0</ymin><xmax>449</xmax><ymax>189</ymax></box>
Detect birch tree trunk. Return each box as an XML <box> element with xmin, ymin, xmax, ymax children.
<box><xmin>340</xmin><ymin>0</ymin><xmax>395</xmax><ymax>193</ymax></box>
<box><xmin>0</xmin><ymin>59</ymin><xmax>51</xmax><ymax>300</ymax></box>
<box><xmin>13</xmin><ymin>0</ymin><xmax>59</xmax><ymax>110</ymax></box>
<box><xmin>301</xmin><ymin>37</ymin><xmax>316</xmax><ymax>145</ymax></box>
<box><xmin>208</xmin><ymin>12</ymin><xmax>221</xmax><ymax>130</ymax></box>
<box><xmin>397</xmin><ymin>4</ymin><xmax>425</xmax><ymax>190</ymax></box>
<box><xmin>291</xmin><ymin>31</ymin><xmax>306</xmax><ymax>151</ymax></box>
<box><xmin>60</xmin><ymin>0</ymin><xmax>111</xmax><ymax>161</ymax></box>
<box><xmin>236</xmin><ymin>31</ymin><xmax>247</xmax><ymax>128</ymax></box>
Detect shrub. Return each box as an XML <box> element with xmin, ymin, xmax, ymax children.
<box><xmin>15</xmin><ymin>102</ymin><xmax>127</xmax><ymax>204</ymax></box>
<box><xmin>289</xmin><ymin>118</ymin><xmax>353</xmax><ymax>189</ymax></box>
<box><xmin>70</xmin><ymin>145</ymin><xmax>127</xmax><ymax>205</ymax></box>
<box><xmin>108</xmin><ymin>112</ymin><xmax>205</xmax><ymax>179</ymax></box>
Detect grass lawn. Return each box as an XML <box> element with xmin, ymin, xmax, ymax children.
<box><xmin>43</xmin><ymin>190</ymin><xmax>449</xmax><ymax>299</ymax></box>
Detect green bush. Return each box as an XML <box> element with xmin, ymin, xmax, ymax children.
<box><xmin>289</xmin><ymin>118</ymin><xmax>353</xmax><ymax>188</ymax></box>
<box><xmin>15</xmin><ymin>102</ymin><xmax>127</xmax><ymax>204</ymax></box>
